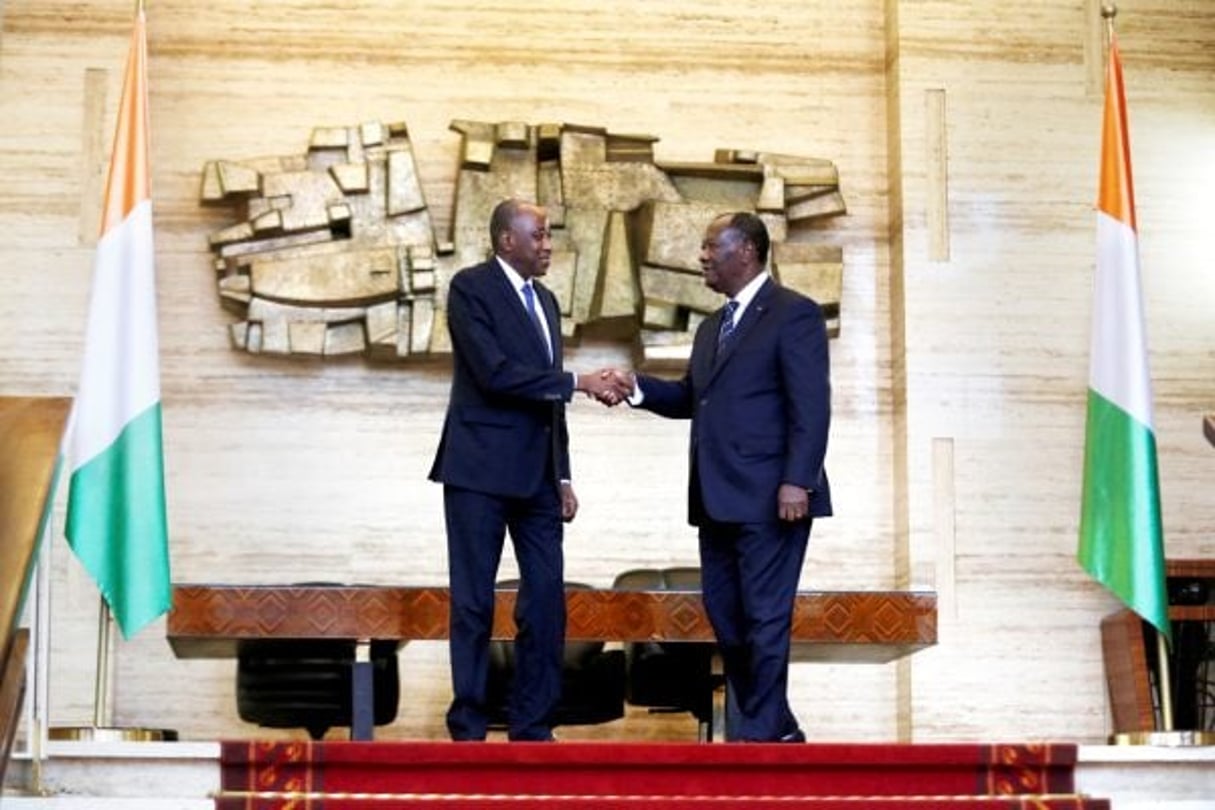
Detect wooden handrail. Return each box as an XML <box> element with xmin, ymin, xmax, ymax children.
<box><xmin>0</xmin><ymin>397</ymin><xmax>71</xmax><ymax>782</ymax></box>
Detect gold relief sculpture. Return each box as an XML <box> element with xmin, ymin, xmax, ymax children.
<box><xmin>201</xmin><ymin>120</ymin><xmax>846</xmax><ymax>369</ymax></box>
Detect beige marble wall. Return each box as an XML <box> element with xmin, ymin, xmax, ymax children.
<box><xmin>0</xmin><ymin>0</ymin><xmax>1210</xmax><ymax>744</ymax></box>
<box><xmin>891</xmin><ymin>0</ymin><xmax>1215</xmax><ymax>740</ymax></box>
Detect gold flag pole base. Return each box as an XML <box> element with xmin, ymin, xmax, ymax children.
<box><xmin>47</xmin><ymin>725</ymin><xmax>177</xmax><ymax>742</ymax></box>
<box><xmin>1111</xmin><ymin>730</ymin><xmax>1215</xmax><ymax>747</ymax></box>
<box><xmin>45</xmin><ymin>599</ymin><xmax>178</xmax><ymax>743</ymax></box>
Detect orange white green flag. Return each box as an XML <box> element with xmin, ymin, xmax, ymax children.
<box><xmin>64</xmin><ymin>5</ymin><xmax>170</xmax><ymax>639</ymax></box>
<box><xmin>1077</xmin><ymin>33</ymin><xmax>1170</xmax><ymax>643</ymax></box>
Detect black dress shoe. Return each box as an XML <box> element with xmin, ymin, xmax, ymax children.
<box><xmin>508</xmin><ymin>731</ymin><xmax>556</xmax><ymax>742</ymax></box>
<box><xmin>777</xmin><ymin>729</ymin><xmax>806</xmax><ymax>743</ymax></box>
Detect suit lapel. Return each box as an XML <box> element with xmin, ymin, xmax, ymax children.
<box><xmin>490</xmin><ymin>261</ymin><xmax>553</xmax><ymax>365</ymax></box>
<box><xmin>691</xmin><ymin>312</ymin><xmax>719</xmax><ymax>384</ymax></box>
<box><xmin>706</xmin><ymin>278</ymin><xmax>775</xmax><ymax>384</ymax></box>
<box><xmin>534</xmin><ymin>280</ymin><xmax>561</xmax><ymax>367</ymax></box>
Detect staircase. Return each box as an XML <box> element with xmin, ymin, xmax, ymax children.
<box><xmin>214</xmin><ymin>741</ymin><xmax>1110</xmax><ymax>809</ymax></box>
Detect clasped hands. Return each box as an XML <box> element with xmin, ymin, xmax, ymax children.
<box><xmin>575</xmin><ymin>368</ymin><xmax>635</xmax><ymax>406</ymax></box>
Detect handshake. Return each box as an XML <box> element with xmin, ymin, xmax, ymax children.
<box><xmin>575</xmin><ymin>368</ymin><xmax>635</xmax><ymax>407</ymax></box>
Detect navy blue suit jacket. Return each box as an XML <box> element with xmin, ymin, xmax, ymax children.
<box><xmin>429</xmin><ymin>259</ymin><xmax>573</xmax><ymax>498</ymax></box>
<box><xmin>636</xmin><ymin>278</ymin><xmax>832</xmax><ymax>525</ymax></box>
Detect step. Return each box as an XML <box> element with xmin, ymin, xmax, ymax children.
<box><xmin>213</xmin><ymin>795</ymin><xmax>1111</xmax><ymax>810</ymax></box>
<box><xmin>220</xmin><ymin>740</ymin><xmax>1083</xmax><ymax>799</ymax></box>
<box><xmin>3</xmin><ymin>800</ymin><xmax>211</xmax><ymax>810</ymax></box>
<box><xmin>11</xmin><ymin>740</ymin><xmax>1211</xmax><ymax>809</ymax></box>
<box><xmin>2</xmin><ymin>740</ymin><xmax>219</xmax><ymax>808</ymax></box>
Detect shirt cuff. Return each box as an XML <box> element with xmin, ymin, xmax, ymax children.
<box><xmin>626</xmin><ymin>379</ymin><xmax>645</xmax><ymax>406</ymax></box>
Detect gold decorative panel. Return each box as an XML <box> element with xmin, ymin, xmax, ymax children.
<box><xmin>202</xmin><ymin>121</ymin><xmax>846</xmax><ymax>369</ymax></box>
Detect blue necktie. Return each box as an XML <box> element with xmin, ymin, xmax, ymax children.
<box><xmin>717</xmin><ymin>300</ymin><xmax>739</xmax><ymax>347</ymax></box>
<box><xmin>522</xmin><ymin>282</ymin><xmax>552</xmax><ymax>363</ymax></box>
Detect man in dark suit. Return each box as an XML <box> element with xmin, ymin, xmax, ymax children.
<box><xmin>615</xmin><ymin>211</ymin><xmax>832</xmax><ymax>742</ymax></box>
<box><xmin>429</xmin><ymin>199</ymin><xmax>627</xmax><ymax>741</ymax></box>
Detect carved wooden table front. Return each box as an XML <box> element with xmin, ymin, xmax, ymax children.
<box><xmin>168</xmin><ymin>584</ymin><xmax>938</xmax><ymax>664</ymax></box>
<box><xmin>167</xmin><ymin>584</ymin><xmax>938</xmax><ymax>740</ymax></box>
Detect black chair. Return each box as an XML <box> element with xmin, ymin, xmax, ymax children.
<box><xmin>236</xmin><ymin>638</ymin><xmax>400</xmax><ymax>740</ymax></box>
<box><xmin>612</xmin><ymin>566</ymin><xmax>720</xmax><ymax>739</ymax></box>
<box><xmin>485</xmin><ymin>580</ymin><xmax>626</xmax><ymax>729</ymax></box>
<box><xmin>234</xmin><ymin>583</ymin><xmax>400</xmax><ymax>740</ymax></box>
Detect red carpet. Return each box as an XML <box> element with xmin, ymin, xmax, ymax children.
<box><xmin>215</xmin><ymin>741</ymin><xmax>1109</xmax><ymax>809</ymax></box>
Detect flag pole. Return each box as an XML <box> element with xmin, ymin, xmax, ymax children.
<box><xmin>92</xmin><ymin>597</ymin><xmax>113</xmax><ymax>728</ymax></box>
<box><xmin>51</xmin><ymin>594</ymin><xmax>174</xmax><ymax>741</ymax></box>
<box><xmin>1101</xmin><ymin>1</ymin><xmax>1119</xmax><ymax>49</ymax></box>
<box><xmin>1154</xmin><ymin>631</ymin><xmax>1174</xmax><ymax>731</ymax></box>
<box><xmin>1100</xmin><ymin>0</ymin><xmax>1175</xmax><ymax>735</ymax></box>
<box><xmin>49</xmin><ymin>0</ymin><xmax>174</xmax><ymax>742</ymax></box>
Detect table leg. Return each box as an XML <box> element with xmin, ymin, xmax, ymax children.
<box><xmin>350</xmin><ymin>639</ymin><xmax>374</xmax><ymax>740</ymax></box>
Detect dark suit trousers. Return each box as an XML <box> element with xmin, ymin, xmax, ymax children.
<box><xmin>698</xmin><ymin>517</ymin><xmax>811</xmax><ymax>741</ymax></box>
<box><xmin>443</xmin><ymin>484</ymin><xmax>564</xmax><ymax>741</ymax></box>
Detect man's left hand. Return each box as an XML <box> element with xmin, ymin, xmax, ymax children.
<box><xmin>561</xmin><ymin>482</ymin><xmax>579</xmax><ymax>522</ymax></box>
<box><xmin>777</xmin><ymin>483</ymin><xmax>809</xmax><ymax>523</ymax></box>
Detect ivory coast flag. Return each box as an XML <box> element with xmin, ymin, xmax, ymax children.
<box><xmin>1078</xmin><ymin>33</ymin><xmax>1170</xmax><ymax>643</ymax></box>
<box><xmin>64</xmin><ymin>5</ymin><xmax>170</xmax><ymax>639</ymax></box>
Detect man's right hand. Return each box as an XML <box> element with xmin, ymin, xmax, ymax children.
<box><xmin>576</xmin><ymin>368</ymin><xmax>633</xmax><ymax>406</ymax></box>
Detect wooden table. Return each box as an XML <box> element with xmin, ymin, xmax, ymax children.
<box><xmin>168</xmin><ymin>583</ymin><xmax>938</xmax><ymax>738</ymax></box>
<box><xmin>169</xmin><ymin>584</ymin><xmax>937</xmax><ymax>662</ymax></box>
<box><xmin>1101</xmin><ymin>559</ymin><xmax>1215</xmax><ymax>736</ymax></box>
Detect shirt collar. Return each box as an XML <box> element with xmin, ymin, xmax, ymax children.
<box><xmin>729</xmin><ymin>270</ymin><xmax>770</xmax><ymax>321</ymax></box>
<box><xmin>496</xmin><ymin>256</ymin><xmax>530</xmax><ymax>292</ymax></box>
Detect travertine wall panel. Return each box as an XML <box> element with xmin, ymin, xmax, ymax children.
<box><xmin>1</xmin><ymin>0</ymin><xmax>1210</xmax><ymax>745</ymax></box>
<box><xmin>891</xmin><ymin>0</ymin><xmax>1215</xmax><ymax>742</ymax></box>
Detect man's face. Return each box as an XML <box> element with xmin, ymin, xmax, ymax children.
<box><xmin>502</xmin><ymin>204</ymin><xmax>552</xmax><ymax>279</ymax></box>
<box><xmin>699</xmin><ymin>217</ymin><xmax>752</xmax><ymax>297</ymax></box>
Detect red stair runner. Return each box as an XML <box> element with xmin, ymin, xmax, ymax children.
<box><xmin>215</xmin><ymin>741</ymin><xmax>1110</xmax><ymax>809</ymax></box>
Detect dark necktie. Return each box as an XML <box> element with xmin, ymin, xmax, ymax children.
<box><xmin>717</xmin><ymin>299</ymin><xmax>739</xmax><ymax>347</ymax></box>
<box><xmin>522</xmin><ymin>282</ymin><xmax>552</xmax><ymax>363</ymax></box>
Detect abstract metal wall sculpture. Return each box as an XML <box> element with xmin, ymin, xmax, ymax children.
<box><xmin>201</xmin><ymin>120</ymin><xmax>845</xmax><ymax>369</ymax></box>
